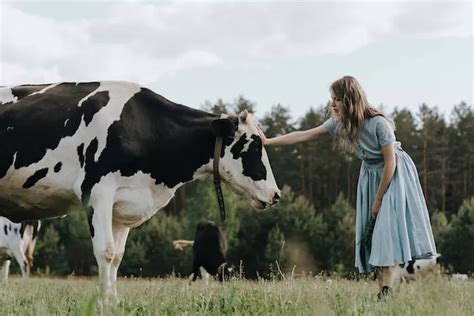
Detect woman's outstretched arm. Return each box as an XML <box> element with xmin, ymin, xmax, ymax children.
<box><xmin>258</xmin><ymin>125</ymin><xmax>329</xmax><ymax>147</ymax></box>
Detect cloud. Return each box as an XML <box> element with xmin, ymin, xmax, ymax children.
<box><xmin>1</xmin><ymin>1</ymin><xmax>472</xmax><ymax>85</ymax></box>
<box><xmin>394</xmin><ymin>2</ymin><xmax>473</xmax><ymax>38</ymax></box>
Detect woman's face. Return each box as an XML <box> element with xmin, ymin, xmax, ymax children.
<box><xmin>330</xmin><ymin>91</ymin><xmax>342</xmax><ymax>115</ymax></box>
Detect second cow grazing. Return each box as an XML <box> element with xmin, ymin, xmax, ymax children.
<box><xmin>0</xmin><ymin>81</ymin><xmax>280</xmax><ymax>301</ymax></box>
<box><xmin>174</xmin><ymin>221</ymin><xmax>234</xmax><ymax>283</ymax></box>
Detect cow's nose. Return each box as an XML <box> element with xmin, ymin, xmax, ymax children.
<box><xmin>272</xmin><ymin>192</ymin><xmax>281</xmax><ymax>204</ymax></box>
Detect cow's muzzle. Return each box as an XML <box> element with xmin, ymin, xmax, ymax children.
<box><xmin>255</xmin><ymin>191</ymin><xmax>281</xmax><ymax>209</ymax></box>
<box><xmin>272</xmin><ymin>192</ymin><xmax>281</xmax><ymax>205</ymax></box>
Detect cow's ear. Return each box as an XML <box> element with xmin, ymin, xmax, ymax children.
<box><xmin>211</xmin><ymin>118</ymin><xmax>237</xmax><ymax>137</ymax></box>
<box><xmin>239</xmin><ymin>110</ymin><xmax>248</xmax><ymax>123</ymax></box>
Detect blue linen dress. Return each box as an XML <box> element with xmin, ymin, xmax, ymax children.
<box><xmin>323</xmin><ymin>115</ymin><xmax>438</xmax><ymax>273</ymax></box>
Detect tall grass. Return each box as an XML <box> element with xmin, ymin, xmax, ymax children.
<box><xmin>0</xmin><ymin>276</ymin><xmax>472</xmax><ymax>315</ymax></box>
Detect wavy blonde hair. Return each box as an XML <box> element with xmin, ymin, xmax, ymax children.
<box><xmin>330</xmin><ymin>76</ymin><xmax>394</xmax><ymax>152</ymax></box>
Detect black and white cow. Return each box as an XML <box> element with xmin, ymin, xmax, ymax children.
<box><xmin>0</xmin><ymin>216</ymin><xmax>41</xmax><ymax>279</ymax></box>
<box><xmin>396</xmin><ymin>254</ymin><xmax>441</xmax><ymax>282</ymax></box>
<box><xmin>0</xmin><ymin>81</ymin><xmax>280</xmax><ymax>299</ymax></box>
<box><xmin>173</xmin><ymin>221</ymin><xmax>233</xmax><ymax>283</ymax></box>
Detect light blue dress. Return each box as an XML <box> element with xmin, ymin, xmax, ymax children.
<box><xmin>323</xmin><ymin>116</ymin><xmax>437</xmax><ymax>273</ymax></box>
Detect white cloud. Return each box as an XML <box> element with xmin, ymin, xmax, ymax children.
<box><xmin>393</xmin><ymin>2</ymin><xmax>473</xmax><ymax>38</ymax></box>
<box><xmin>0</xmin><ymin>1</ymin><xmax>472</xmax><ymax>86</ymax></box>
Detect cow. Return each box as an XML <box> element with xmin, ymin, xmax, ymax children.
<box><xmin>0</xmin><ymin>81</ymin><xmax>280</xmax><ymax>301</ymax></box>
<box><xmin>173</xmin><ymin>221</ymin><xmax>233</xmax><ymax>283</ymax></box>
<box><xmin>0</xmin><ymin>217</ymin><xmax>41</xmax><ymax>279</ymax></box>
<box><xmin>396</xmin><ymin>254</ymin><xmax>442</xmax><ymax>282</ymax></box>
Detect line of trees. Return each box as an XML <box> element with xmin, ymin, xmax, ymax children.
<box><xmin>27</xmin><ymin>98</ymin><xmax>473</xmax><ymax>277</ymax></box>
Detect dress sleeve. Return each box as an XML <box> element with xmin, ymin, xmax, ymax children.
<box><xmin>322</xmin><ymin>117</ymin><xmax>337</xmax><ymax>135</ymax></box>
<box><xmin>375</xmin><ymin>117</ymin><xmax>395</xmax><ymax>146</ymax></box>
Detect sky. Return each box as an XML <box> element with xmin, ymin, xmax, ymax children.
<box><xmin>1</xmin><ymin>0</ymin><xmax>472</xmax><ymax>122</ymax></box>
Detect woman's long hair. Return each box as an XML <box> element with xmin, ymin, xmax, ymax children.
<box><xmin>330</xmin><ymin>76</ymin><xmax>394</xmax><ymax>153</ymax></box>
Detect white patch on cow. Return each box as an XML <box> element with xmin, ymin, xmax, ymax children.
<box><xmin>0</xmin><ymin>88</ymin><xmax>18</xmax><ymax>104</ymax></box>
<box><xmin>85</xmin><ymin>170</ymin><xmax>182</xmax><ymax>228</ymax></box>
<box><xmin>200</xmin><ymin>267</ymin><xmax>210</xmax><ymax>285</ymax></box>
<box><xmin>29</xmin><ymin>83</ymin><xmax>62</xmax><ymax>96</ymax></box>
<box><xmin>87</xmin><ymin>81</ymin><xmax>141</xmax><ymax>161</ymax></box>
<box><xmin>241</xmin><ymin>135</ymin><xmax>251</xmax><ymax>153</ymax></box>
<box><xmin>77</xmin><ymin>90</ymin><xmax>99</xmax><ymax>108</ymax></box>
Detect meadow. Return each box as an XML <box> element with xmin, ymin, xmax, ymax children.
<box><xmin>0</xmin><ymin>276</ymin><xmax>472</xmax><ymax>315</ymax></box>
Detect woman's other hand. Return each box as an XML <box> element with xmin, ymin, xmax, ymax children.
<box><xmin>371</xmin><ymin>197</ymin><xmax>382</xmax><ymax>218</ymax></box>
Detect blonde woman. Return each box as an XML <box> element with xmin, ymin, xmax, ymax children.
<box><xmin>259</xmin><ymin>76</ymin><xmax>437</xmax><ymax>298</ymax></box>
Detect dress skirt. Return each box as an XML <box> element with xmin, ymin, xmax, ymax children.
<box><xmin>355</xmin><ymin>148</ymin><xmax>438</xmax><ymax>273</ymax></box>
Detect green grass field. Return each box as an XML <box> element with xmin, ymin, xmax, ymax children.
<box><xmin>0</xmin><ymin>276</ymin><xmax>472</xmax><ymax>315</ymax></box>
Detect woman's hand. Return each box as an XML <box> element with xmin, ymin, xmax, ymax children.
<box><xmin>256</xmin><ymin>125</ymin><xmax>268</xmax><ymax>145</ymax></box>
<box><xmin>372</xmin><ymin>143</ymin><xmax>396</xmax><ymax>218</ymax></box>
<box><xmin>371</xmin><ymin>197</ymin><xmax>382</xmax><ymax>218</ymax></box>
<box><xmin>257</xmin><ymin>124</ymin><xmax>327</xmax><ymax>147</ymax></box>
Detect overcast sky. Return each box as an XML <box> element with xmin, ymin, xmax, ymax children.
<box><xmin>1</xmin><ymin>0</ymin><xmax>472</xmax><ymax>121</ymax></box>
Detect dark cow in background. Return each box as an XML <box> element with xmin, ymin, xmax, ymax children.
<box><xmin>0</xmin><ymin>81</ymin><xmax>280</xmax><ymax>301</ymax></box>
<box><xmin>174</xmin><ymin>221</ymin><xmax>233</xmax><ymax>283</ymax></box>
<box><xmin>192</xmin><ymin>221</ymin><xmax>234</xmax><ymax>282</ymax></box>
<box><xmin>0</xmin><ymin>216</ymin><xmax>41</xmax><ymax>279</ymax></box>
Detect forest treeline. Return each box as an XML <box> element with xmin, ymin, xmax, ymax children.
<box><xmin>29</xmin><ymin>98</ymin><xmax>474</xmax><ymax>277</ymax></box>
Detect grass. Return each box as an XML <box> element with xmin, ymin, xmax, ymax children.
<box><xmin>0</xmin><ymin>275</ymin><xmax>472</xmax><ymax>315</ymax></box>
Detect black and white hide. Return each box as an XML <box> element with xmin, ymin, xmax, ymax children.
<box><xmin>0</xmin><ymin>217</ymin><xmax>41</xmax><ymax>279</ymax></box>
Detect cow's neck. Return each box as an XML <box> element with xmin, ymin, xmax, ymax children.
<box><xmin>138</xmin><ymin>100</ymin><xmax>226</xmax><ymax>189</ymax></box>
<box><xmin>80</xmin><ymin>92</ymin><xmax>225</xmax><ymax>202</ymax></box>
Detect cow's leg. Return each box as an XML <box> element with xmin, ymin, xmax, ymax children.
<box><xmin>88</xmin><ymin>194</ymin><xmax>115</xmax><ymax>302</ymax></box>
<box><xmin>25</xmin><ymin>238</ymin><xmax>37</xmax><ymax>270</ymax></box>
<box><xmin>200</xmin><ymin>267</ymin><xmax>210</xmax><ymax>285</ymax></box>
<box><xmin>0</xmin><ymin>260</ymin><xmax>11</xmax><ymax>280</ymax></box>
<box><xmin>11</xmin><ymin>246</ymin><xmax>29</xmax><ymax>278</ymax></box>
<box><xmin>110</xmin><ymin>222</ymin><xmax>130</xmax><ymax>301</ymax></box>
<box><xmin>191</xmin><ymin>261</ymin><xmax>201</xmax><ymax>282</ymax></box>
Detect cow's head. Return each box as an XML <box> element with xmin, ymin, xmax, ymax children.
<box><xmin>211</xmin><ymin>110</ymin><xmax>280</xmax><ymax>209</ymax></box>
<box><xmin>216</xmin><ymin>263</ymin><xmax>236</xmax><ymax>282</ymax></box>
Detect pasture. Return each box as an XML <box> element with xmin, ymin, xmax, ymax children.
<box><xmin>0</xmin><ymin>276</ymin><xmax>472</xmax><ymax>315</ymax></box>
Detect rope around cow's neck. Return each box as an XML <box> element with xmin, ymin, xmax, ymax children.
<box><xmin>213</xmin><ymin>136</ymin><xmax>226</xmax><ymax>225</ymax></box>
<box><xmin>213</xmin><ymin>113</ymin><xmax>228</xmax><ymax>226</ymax></box>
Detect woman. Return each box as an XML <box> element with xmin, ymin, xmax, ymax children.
<box><xmin>259</xmin><ymin>76</ymin><xmax>437</xmax><ymax>298</ymax></box>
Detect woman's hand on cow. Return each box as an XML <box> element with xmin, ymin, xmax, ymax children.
<box><xmin>256</xmin><ymin>124</ymin><xmax>268</xmax><ymax>145</ymax></box>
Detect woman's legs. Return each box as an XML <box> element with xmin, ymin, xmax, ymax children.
<box><xmin>381</xmin><ymin>266</ymin><xmax>397</xmax><ymax>288</ymax></box>
<box><xmin>376</xmin><ymin>266</ymin><xmax>397</xmax><ymax>298</ymax></box>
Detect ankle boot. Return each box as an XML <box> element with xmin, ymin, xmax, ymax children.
<box><xmin>377</xmin><ymin>286</ymin><xmax>392</xmax><ymax>300</ymax></box>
